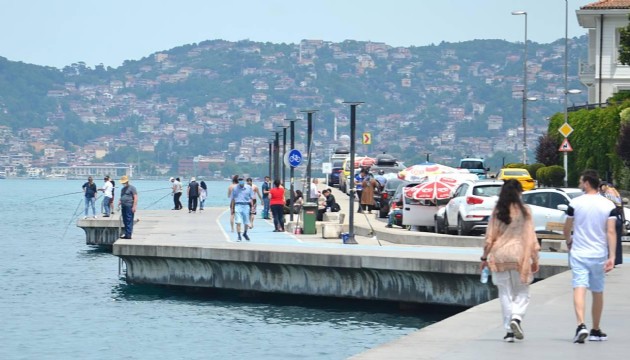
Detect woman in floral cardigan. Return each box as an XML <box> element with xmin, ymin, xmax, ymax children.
<box><xmin>480</xmin><ymin>179</ymin><xmax>540</xmax><ymax>343</ymax></box>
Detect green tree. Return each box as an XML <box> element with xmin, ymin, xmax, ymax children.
<box><xmin>619</xmin><ymin>14</ymin><xmax>630</xmax><ymax>65</ymax></box>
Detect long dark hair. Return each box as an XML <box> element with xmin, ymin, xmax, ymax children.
<box><xmin>495</xmin><ymin>179</ymin><xmax>528</xmax><ymax>225</ymax></box>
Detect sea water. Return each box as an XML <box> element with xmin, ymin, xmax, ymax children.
<box><xmin>0</xmin><ymin>179</ymin><xmax>453</xmax><ymax>359</ymax></box>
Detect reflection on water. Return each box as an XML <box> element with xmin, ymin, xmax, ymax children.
<box><xmin>111</xmin><ymin>283</ymin><xmax>463</xmax><ymax>328</ymax></box>
<box><xmin>1</xmin><ymin>180</ymin><xmax>459</xmax><ymax>359</ymax></box>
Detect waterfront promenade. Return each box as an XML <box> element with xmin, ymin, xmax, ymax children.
<box><xmin>107</xmin><ymin>185</ymin><xmax>630</xmax><ymax>359</ymax></box>
<box><xmin>354</xmin><ymin>264</ymin><xmax>630</xmax><ymax>359</ymax></box>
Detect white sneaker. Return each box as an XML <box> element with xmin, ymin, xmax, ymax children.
<box><xmin>83</xmin><ymin>216</ymin><xmax>88</xmax><ymax>219</ymax></box>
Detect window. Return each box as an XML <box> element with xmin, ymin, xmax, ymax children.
<box><xmin>549</xmin><ymin>193</ymin><xmax>569</xmax><ymax>210</ymax></box>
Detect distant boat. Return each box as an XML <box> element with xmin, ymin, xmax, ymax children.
<box><xmin>0</xmin><ymin>171</ymin><xmax>5</xmax><ymax>179</ymax></box>
<box><xmin>46</xmin><ymin>174</ymin><xmax>67</xmax><ymax>180</ymax></box>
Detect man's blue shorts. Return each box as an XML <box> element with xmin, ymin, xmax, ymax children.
<box><xmin>570</xmin><ymin>254</ymin><xmax>607</xmax><ymax>292</ymax></box>
<box><xmin>234</xmin><ymin>204</ymin><xmax>250</xmax><ymax>226</ymax></box>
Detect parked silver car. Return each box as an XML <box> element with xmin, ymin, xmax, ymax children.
<box><xmin>522</xmin><ymin>188</ymin><xmax>582</xmax><ymax>233</ymax></box>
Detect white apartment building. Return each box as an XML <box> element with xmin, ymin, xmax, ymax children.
<box><xmin>578</xmin><ymin>0</ymin><xmax>630</xmax><ymax>104</ymax></box>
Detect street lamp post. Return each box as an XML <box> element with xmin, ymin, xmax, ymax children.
<box><xmin>285</xmin><ymin>118</ymin><xmax>300</xmax><ymax>221</ymax></box>
<box><xmin>343</xmin><ymin>101</ymin><xmax>364</xmax><ymax>245</ymax></box>
<box><xmin>274</xmin><ymin>130</ymin><xmax>280</xmax><ymax>181</ymax></box>
<box><xmin>277</xmin><ymin>125</ymin><xmax>289</xmax><ymax>188</ymax></box>
<box><xmin>562</xmin><ymin>0</ymin><xmax>582</xmax><ymax>187</ymax></box>
<box><xmin>512</xmin><ymin>10</ymin><xmax>528</xmax><ymax>164</ymax></box>
<box><xmin>268</xmin><ymin>140</ymin><xmax>273</xmax><ymax>179</ymax></box>
<box><xmin>300</xmin><ymin>110</ymin><xmax>318</xmax><ymax>202</ymax></box>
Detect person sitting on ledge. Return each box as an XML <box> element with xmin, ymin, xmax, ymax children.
<box><xmin>317</xmin><ymin>188</ymin><xmax>340</xmax><ymax>221</ymax></box>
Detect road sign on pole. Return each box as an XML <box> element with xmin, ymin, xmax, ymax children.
<box><xmin>558</xmin><ymin>123</ymin><xmax>573</xmax><ymax>137</ymax></box>
<box><xmin>285</xmin><ymin>149</ymin><xmax>303</xmax><ymax>168</ymax></box>
<box><xmin>362</xmin><ymin>132</ymin><xmax>371</xmax><ymax>145</ymax></box>
<box><xmin>559</xmin><ymin>138</ymin><xmax>573</xmax><ymax>152</ymax></box>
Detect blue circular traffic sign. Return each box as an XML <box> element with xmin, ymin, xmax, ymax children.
<box><xmin>285</xmin><ymin>149</ymin><xmax>303</xmax><ymax>168</ymax></box>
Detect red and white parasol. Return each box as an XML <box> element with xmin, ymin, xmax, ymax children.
<box><xmin>404</xmin><ymin>173</ymin><xmax>478</xmax><ymax>200</ymax></box>
<box><xmin>398</xmin><ymin>163</ymin><xmax>461</xmax><ymax>182</ymax></box>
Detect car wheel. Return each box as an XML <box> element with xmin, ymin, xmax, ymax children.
<box><xmin>443</xmin><ymin>215</ymin><xmax>450</xmax><ymax>234</ymax></box>
<box><xmin>434</xmin><ymin>217</ymin><xmax>442</xmax><ymax>234</ymax></box>
<box><xmin>457</xmin><ymin>216</ymin><xmax>468</xmax><ymax>236</ymax></box>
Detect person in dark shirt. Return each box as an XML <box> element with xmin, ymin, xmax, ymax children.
<box><xmin>187</xmin><ymin>177</ymin><xmax>200</xmax><ymax>213</ymax></box>
<box><xmin>82</xmin><ymin>176</ymin><xmax>98</xmax><ymax>219</ymax></box>
<box><xmin>317</xmin><ymin>188</ymin><xmax>339</xmax><ymax>221</ymax></box>
<box><xmin>118</xmin><ymin>175</ymin><xmax>138</xmax><ymax>239</ymax></box>
<box><xmin>199</xmin><ymin>179</ymin><xmax>207</xmax><ymax>210</ymax></box>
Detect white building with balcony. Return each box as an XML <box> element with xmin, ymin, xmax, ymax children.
<box><xmin>577</xmin><ymin>0</ymin><xmax>630</xmax><ymax>104</ymax></box>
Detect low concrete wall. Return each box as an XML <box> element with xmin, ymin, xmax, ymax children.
<box><xmin>77</xmin><ymin>218</ymin><xmax>137</xmax><ymax>246</ymax></box>
<box><xmin>114</xmin><ymin>244</ymin><xmax>569</xmax><ymax>307</ymax></box>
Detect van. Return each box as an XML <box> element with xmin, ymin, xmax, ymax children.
<box><xmin>328</xmin><ymin>147</ymin><xmax>350</xmax><ymax>187</ymax></box>
<box><xmin>401</xmin><ymin>182</ymin><xmax>450</xmax><ymax>231</ymax></box>
<box><xmin>459</xmin><ymin>158</ymin><xmax>489</xmax><ymax>179</ymax></box>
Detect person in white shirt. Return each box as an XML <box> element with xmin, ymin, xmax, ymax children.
<box><xmin>99</xmin><ymin>175</ymin><xmax>114</xmax><ymax>217</ymax></box>
<box><xmin>309</xmin><ymin>178</ymin><xmax>320</xmax><ymax>202</ymax></box>
<box><xmin>171</xmin><ymin>177</ymin><xmax>183</xmax><ymax>210</ymax></box>
<box><xmin>563</xmin><ymin>169</ymin><xmax>617</xmax><ymax>344</ymax></box>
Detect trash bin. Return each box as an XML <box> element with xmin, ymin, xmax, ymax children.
<box><xmin>302</xmin><ymin>202</ymin><xmax>318</xmax><ymax>235</ymax></box>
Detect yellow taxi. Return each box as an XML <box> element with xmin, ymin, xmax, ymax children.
<box><xmin>497</xmin><ymin>168</ymin><xmax>536</xmax><ymax>191</ymax></box>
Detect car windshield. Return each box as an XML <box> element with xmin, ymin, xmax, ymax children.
<box><xmin>332</xmin><ymin>160</ymin><xmax>344</xmax><ymax>168</ymax></box>
<box><xmin>461</xmin><ymin>160</ymin><xmax>484</xmax><ymax>170</ymax></box>
<box><xmin>504</xmin><ymin>170</ymin><xmax>528</xmax><ymax>176</ymax></box>
<box><xmin>385</xmin><ymin>179</ymin><xmax>405</xmax><ymax>191</ymax></box>
<box><xmin>472</xmin><ymin>185</ymin><xmax>502</xmax><ymax>197</ymax></box>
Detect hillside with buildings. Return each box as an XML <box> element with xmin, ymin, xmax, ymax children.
<box><xmin>0</xmin><ymin>36</ymin><xmax>588</xmax><ymax>178</ymax></box>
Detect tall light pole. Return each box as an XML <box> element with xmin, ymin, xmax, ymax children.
<box><xmin>274</xmin><ymin>130</ymin><xmax>280</xmax><ymax>181</ymax></box>
<box><xmin>285</xmin><ymin>118</ymin><xmax>300</xmax><ymax>221</ymax></box>
<box><xmin>343</xmin><ymin>101</ymin><xmax>363</xmax><ymax>245</ymax></box>
<box><xmin>512</xmin><ymin>10</ymin><xmax>528</xmax><ymax>164</ymax></box>
<box><xmin>300</xmin><ymin>110</ymin><xmax>318</xmax><ymax>202</ymax></box>
<box><xmin>562</xmin><ymin>0</ymin><xmax>582</xmax><ymax>187</ymax></box>
<box><xmin>268</xmin><ymin>140</ymin><xmax>273</xmax><ymax>179</ymax></box>
<box><xmin>277</xmin><ymin>125</ymin><xmax>289</xmax><ymax>188</ymax></box>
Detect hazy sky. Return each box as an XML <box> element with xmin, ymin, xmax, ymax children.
<box><xmin>1</xmin><ymin>0</ymin><xmax>595</xmax><ymax>69</ymax></box>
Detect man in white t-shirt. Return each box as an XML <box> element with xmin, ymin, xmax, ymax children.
<box><xmin>100</xmin><ymin>175</ymin><xmax>114</xmax><ymax>217</ymax></box>
<box><xmin>563</xmin><ymin>169</ymin><xmax>616</xmax><ymax>344</ymax></box>
<box><xmin>309</xmin><ymin>178</ymin><xmax>320</xmax><ymax>202</ymax></box>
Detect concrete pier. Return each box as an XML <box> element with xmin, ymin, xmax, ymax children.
<box><xmin>111</xmin><ymin>207</ymin><xmax>569</xmax><ymax>307</ymax></box>
<box><xmin>77</xmin><ymin>216</ymin><xmax>138</xmax><ymax>246</ymax></box>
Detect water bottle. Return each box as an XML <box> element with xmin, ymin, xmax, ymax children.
<box><xmin>480</xmin><ymin>266</ymin><xmax>490</xmax><ymax>284</ymax></box>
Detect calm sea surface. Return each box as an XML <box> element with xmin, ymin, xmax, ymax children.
<box><xmin>0</xmin><ymin>179</ymin><xmax>453</xmax><ymax>360</ymax></box>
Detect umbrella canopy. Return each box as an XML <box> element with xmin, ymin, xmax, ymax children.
<box><xmin>397</xmin><ymin>162</ymin><xmax>462</xmax><ymax>182</ymax></box>
<box><xmin>404</xmin><ymin>173</ymin><xmax>478</xmax><ymax>200</ymax></box>
<box><xmin>354</xmin><ymin>156</ymin><xmax>376</xmax><ymax>168</ymax></box>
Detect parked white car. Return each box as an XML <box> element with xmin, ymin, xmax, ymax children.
<box><xmin>443</xmin><ymin>179</ymin><xmax>503</xmax><ymax>235</ymax></box>
<box><xmin>522</xmin><ymin>188</ymin><xmax>583</xmax><ymax>232</ymax></box>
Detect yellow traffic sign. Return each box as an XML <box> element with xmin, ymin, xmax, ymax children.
<box><xmin>558</xmin><ymin>123</ymin><xmax>573</xmax><ymax>138</ymax></box>
<box><xmin>362</xmin><ymin>132</ymin><xmax>372</xmax><ymax>145</ymax></box>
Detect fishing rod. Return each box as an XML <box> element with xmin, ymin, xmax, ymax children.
<box><xmin>61</xmin><ymin>198</ymin><xmax>84</xmax><ymax>241</ymax></box>
<box><xmin>143</xmin><ymin>192</ymin><xmax>172</xmax><ymax>210</ymax></box>
<box><xmin>141</xmin><ymin>187</ymin><xmax>173</xmax><ymax>193</ymax></box>
<box><xmin>29</xmin><ymin>190</ymin><xmax>84</xmax><ymax>204</ymax></box>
